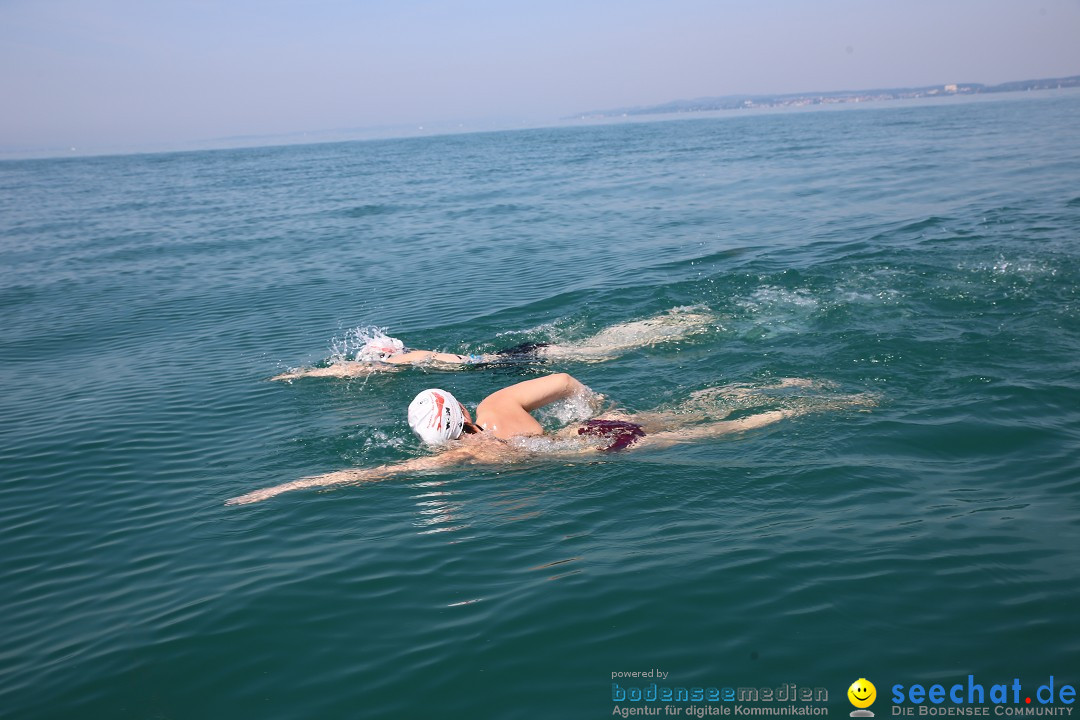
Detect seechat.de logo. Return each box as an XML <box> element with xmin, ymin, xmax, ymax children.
<box><xmin>850</xmin><ymin>678</ymin><xmax>878</xmax><ymax>717</ymax></box>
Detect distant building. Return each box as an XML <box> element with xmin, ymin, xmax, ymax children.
<box><xmin>945</xmin><ymin>84</ymin><xmax>958</xmax><ymax>93</ymax></box>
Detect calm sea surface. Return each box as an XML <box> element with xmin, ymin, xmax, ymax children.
<box><xmin>2</xmin><ymin>92</ymin><xmax>1079</xmax><ymax>719</ymax></box>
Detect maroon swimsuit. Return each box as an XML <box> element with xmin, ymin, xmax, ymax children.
<box><xmin>577</xmin><ymin>419</ymin><xmax>646</xmax><ymax>451</ymax></box>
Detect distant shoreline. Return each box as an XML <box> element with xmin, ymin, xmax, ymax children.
<box><xmin>572</xmin><ymin>74</ymin><xmax>1080</xmax><ymax>120</ymax></box>
<box><xmin>4</xmin><ymin>75</ymin><xmax>1077</xmax><ymax>162</ymax></box>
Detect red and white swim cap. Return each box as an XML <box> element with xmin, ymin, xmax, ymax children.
<box><xmin>407</xmin><ymin>389</ymin><xmax>465</xmax><ymax>445</ymax></box>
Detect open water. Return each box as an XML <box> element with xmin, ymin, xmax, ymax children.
<box><xmin>2</xmin><ymin>91</ymin><xmax>1079</xmax><ymax>719</ymax></box>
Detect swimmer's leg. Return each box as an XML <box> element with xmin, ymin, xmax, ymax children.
<box><xmin>638</xmin><ymin>391</ymin><xmax>873</xmax><ymax>449</ymax></box>
<box><xmin>687</xmin><ymin>377</ymin><xmax>825</xmax><ymax>400</ymax></box>
<box><xmin>534</xmin><ymin>344</ymin><xmax>614</xmax><ymax>362</ymax></box>
<box><xmin>639</xmin><ymin>408</ymin><xmax>807</xmax><ymax>450</ymax></box>
<box><xmin>541</xmin><ymin>308</ymin><xmax>715</xmax><ymax>361</ymax></box>
<box><xmin>678</xmin><ymin>377</ymin><xmax>836</xmax><ymax>415</ymax></box>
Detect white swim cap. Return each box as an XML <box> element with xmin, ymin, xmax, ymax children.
<box><xmin>408</xmin><ymin>389</ymin><xmax>465</xmax><ymax>445</ymax></box>
<box><xmin>358</xmin><ymin>335</ymin><xmax>404</xmax><ymax>361</ymax></box>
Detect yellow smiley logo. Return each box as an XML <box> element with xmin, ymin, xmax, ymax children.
<box><xmin>848</xmin><ymin>678</ymin><xmax>877</xmax><ymax>709</ymax></box>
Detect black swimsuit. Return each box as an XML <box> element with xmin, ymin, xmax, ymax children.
<box><xmin>467</xmin><ymin>342</ymin><xmax>551</xmax><ymax>368</ymax></box>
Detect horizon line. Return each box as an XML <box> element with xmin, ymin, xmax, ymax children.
<box><xmin>3</xmin><ymin>71</ymin><xmax>1077</xmax><ymax>163</ymax></box>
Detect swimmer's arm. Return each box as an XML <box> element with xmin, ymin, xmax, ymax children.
<box><xmin>225</xmin><ymin>448</ymin><xmax>476</xmax><ymax>505</ymax></box>
<box><xmin>270</xmin><ymin>361</ymin><xmax>396</xmax><ymax>381</ymax></box>
<box><xmin>268</xmin><ymin>350</ymin><xmax>491</xmax><ymax>380</ymax></box>
<box><xmin>269</xmin><ymin>351</ymin><xmax>496</xmax><ymax>380</ymax></box>
<box><xmin>481</xmin><ymin>373</ymin><xmax>588</xmax><ymax>412</ymax></box>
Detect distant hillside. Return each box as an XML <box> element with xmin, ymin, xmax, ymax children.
<box><xmin>573</xmin><ymin>74</ymin><xmax>1080</xmax><ymax>119</ymax></box>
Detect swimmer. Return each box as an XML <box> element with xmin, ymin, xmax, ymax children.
<box><xmin>269</xmin><ymin>333</ymin><xmax>489</xmax><ymax>380</ymax></box>
<box><xmin>226</xmin><ymin>374</ymin><xmax>870</xmax><ymax>505</ymax></box>
<box><xmin>269</xmin><ymin>307</ymin><xmax>713</xmax><ymax>381</ymax></box>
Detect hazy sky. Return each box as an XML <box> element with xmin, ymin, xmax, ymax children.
<box><xmin>2</xmin><ymin>0</ymin><xmax>1078</xmax><ymax>153</ymax></box>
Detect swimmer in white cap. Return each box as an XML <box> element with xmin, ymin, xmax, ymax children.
<box><xmin>270</xmin><ymin>334</ymin><xmax>536</xmax><ymax>380</ymax></box>
<box><xmin>404</xmin><ymin>375</ymin><xmax>600</xmax><ymax>446</ymax></box>
<box><xmin>227</xmin><ymin>375</ymin><xmax>872</xmax><ymax>505</ymax></box>
<box><xmin>270</xmin><ymin>307</ymin><xmax>716</xmax><ymax>381</ymax></box>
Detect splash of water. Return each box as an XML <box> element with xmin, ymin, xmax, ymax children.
<box><xmin>328</xmin><ymin>326</ymin><xmax>403</xmax><ymax>363</ymax></box>
<box><xmin>535</xmin><ymin>386</ymin><xmax>605</xmax><ymax>426</ymax></box>
<box><xmin>509</xmin><ymin>434</ymin><xmax>606</xmax><ymax>454</ymax></box>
